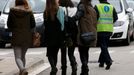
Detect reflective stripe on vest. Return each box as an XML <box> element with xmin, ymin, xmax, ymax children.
<box><xmin>97</xmin><ymin>4</ymin><xmax>114</xmax><ymax>32</ymax></box>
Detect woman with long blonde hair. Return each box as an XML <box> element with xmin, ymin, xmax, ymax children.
<box><xmin>7</xmin><ymin>0</ymin><xmax>35</xmax><ymax>75</ymax></box>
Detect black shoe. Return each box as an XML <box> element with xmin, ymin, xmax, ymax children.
<box><xmin>62</xmin><ymin>68</ymin><xmax>67</xmax><ymax>75</ymax></box>
<box><xmin>81</xmin><ymin>65</ymin><xmax>89</xmax><ymax>75</ymax></box>
<box><xmin>50</xmin><ymin>71</ymin><xmax>57</xmax><ymax>75</ymax></box>
<box><xmin>62</xmin><ymin>71</ymin><xmax>66</xmax><ymax>75</ymax></box>
<box><xmin>72</xmin><ymin>64</ymin><xmax>77</xmax><ymax>72</ymax></box>
<box><xmin>80</xmin><ymin>72</ymin><xmax>88</xmax><ymax>75</ymax></box>
<box><xmin>71</xmin><ymin>71</ymin><xmax>77</xmax><ymax>75</ymax></box>
<box><xmin>71</xmin><ymin>64</ymin><xmax>77</xmax><ymax>75</ymax></box>
<box><xmin>50</xmin><ymin>68</ymin><xmax>58</xmax><ymax>75</ymax></box>
<box><xmin>99</xmin><ymin>63</ymin><xmax>104</xmax><ymax>68</ymax></box>
<box><xmin>105</xmin><ymin>63</ymin><xmax>112</xmax><ymax>70</ymax></box>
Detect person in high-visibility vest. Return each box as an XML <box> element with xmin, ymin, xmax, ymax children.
<box><xmin>94</xmin><ymin>0</ymin><xmax>118</xmax><ymax>70</ymax></box>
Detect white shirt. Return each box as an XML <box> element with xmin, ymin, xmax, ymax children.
<box><xmin>62</xmin><ymin>7</ymin><xmax>77</xmax><ymax>17</ymax></box>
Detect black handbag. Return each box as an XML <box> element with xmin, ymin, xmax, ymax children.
<box><xmin>80</xmin><ymin>32</ymin><xmax>95</xmax><ymax>45</ymax></box>
<box><xmin>64</xmin><ymin>7</ymin><xmax>78</xmax><ymax>47</ymax></box>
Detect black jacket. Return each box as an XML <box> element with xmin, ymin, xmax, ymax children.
<box><xmin>43</xmin><ymin>13</ymin><xmax>64</xmax><ymax>47</ymax></box>
<box><xmin>94</xmin><ymin>2</ymin><xmax>118</xmax><ymax>23</ymax></box>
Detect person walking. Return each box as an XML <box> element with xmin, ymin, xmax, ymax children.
<box><xmin>7</xmin><ymin>0</ymin><xmax>35</xmax><ymax>75</ymax></box>
<box><xmin>59</xmin><ymin>0</ymin><xmax>78</xmax><ymax>75</ymax></box>
<box><xmin>72</xmin><ymin>0</ymin><xmax>97</xmax><ymax>75</ymax></box>
<box><xmin>43</xmin><ymin>0</ymin><xmax>65</xmax><ymax>75</ymax></box>
<box><xmin>94</xmin><ymin>0</ymin><xmax>118</xmax><ymax>70</ymax></box>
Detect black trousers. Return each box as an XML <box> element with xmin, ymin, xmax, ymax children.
<box><xmin>97</xmin><ymin>32</ymin><xmax>112</xmax><ymax>64</ymax></box>
<box><xmin>61</xmin><ymin>45</ymin><xmax>77</xmax><ymax>69</ymax></box>
<box><xmin>78</xmin><ymin>46</ymin><xmax>90</xmax><ymax>73</ymax></box>
<box><xmin>61</xmin><ymin>46</ymin><xmax>67</xmax><ymax>69</ymax></box>
<box><xmin>47</xmin><ymin>47</ymin><xmax>59</xmax><ymax>73</ymax></box>
<box><xmin>68</xmin><ymin>46</ymin><xmax>77</xmax><ymax>66</ymax></box>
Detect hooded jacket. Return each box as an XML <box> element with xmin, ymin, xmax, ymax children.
<box><xmin>7</xmin><ymin>6</ymin><xmax>35</xmax><ymax>47</ymax></box>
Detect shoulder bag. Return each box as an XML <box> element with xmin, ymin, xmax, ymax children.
<box><xmin>80</xmin><ymin>32</ymin><xmax>95</xmax><ymax>45</ymax></box>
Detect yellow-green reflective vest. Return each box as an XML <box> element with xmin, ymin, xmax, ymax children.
<box><xmin>96</xmin><ymin>4</ymin><xmax>114</xmax><ymax>32</ymax></box>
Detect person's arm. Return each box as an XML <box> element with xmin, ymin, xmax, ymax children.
<box><xmin>43</xmin><ymin>12</ymin><xmax>47</xmax><ymax>26</ymax></box>
<box><xmin>72</xmin><ymin>3</ymin><xmax>85</xmax><ymax>21</ymax></box>
<box><xmin>30</xmin><ymin>12</ymin><xmax>36</xmax><ymax>29</ymax></box>
<box><xmin>113</xmin><ymin>8</ymin><xmax>118</xmax><ymax>23</ymax></box>
<box><xmin>7</xmin><ymin>9</ymin><xmax>13</xmax><ymax>31</ymax></box>
<box><xmin>94</xmin><ymin>5</ymin><xmax>99</xmax><ymax>20</ymax></box>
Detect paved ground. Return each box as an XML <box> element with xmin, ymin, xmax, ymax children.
<box><xmin>0</xmin><ymin>48</ymin><xmax>49</xmax><ymax>75</ymax></box>
<box><xmin>38</xmin><ymin>45</ymin><xmax>134</xmax><ymax>75</ymax></box>
<box><xmin>1</xmin><ymin>44</ymin><xmax>134</xmax><ymax>75</ymax></box>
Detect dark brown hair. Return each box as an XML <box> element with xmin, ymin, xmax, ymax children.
<box><xmin>15</xmin><ymin>0</ymin><xmax>29</xmax><ymax>9</ymax></box>
<box><xmin>81</xmin><ymin>0</ymin><xmax>92</xmax><ymax>13</ymax></box>
<box><xmin>59</xmin><ymin>0</ymin><xmax>74</xmax><ymax>7</ymax></box>
<box><xmin>44</xmin><ymin>0</ymin><xmax>59</xmax><ymax>20</ymax></box>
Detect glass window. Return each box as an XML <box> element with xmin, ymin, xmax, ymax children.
<box><xmin>0</xmin><ymin>0</ymin><xmax>8</xmax><ymax>11</ymax></box>
<box><xmin>28</xmin><ymin>0</ymin><xmax>46</xmax><ymax>13</ymax></box>
<box><xmin>4</xmin><ymin>0</ymin><xmax>46</xmax><ymax>14</ymax></box>
<box><xmin>122</xmin><ymin>0</ymin><xmax>129</xmax><ymax>9</ymax></box>
<box><xmin>126</xmin><ymin>0</ymin><xmax>134</xmax><ymax>9</ymax></box>
<box><xmin>4</xmin><ymin>0</ymin><xmax>14</xmax><ymax>13</ymax></box>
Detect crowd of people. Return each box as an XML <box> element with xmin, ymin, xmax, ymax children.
<box><xmin>7</xmin><ymin>0</ymin><xmax>118</xmax><ymax>75</ymax></box>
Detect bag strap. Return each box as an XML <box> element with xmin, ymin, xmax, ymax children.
<box><xmin>65</xmin><ymin>7</ymin><xmax>69</xmax><ymax>21</ymax></box>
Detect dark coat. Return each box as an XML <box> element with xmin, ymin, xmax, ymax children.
<box><xmin>73</xmin><ymin>3</ymin><xmax>97</xmax><ymax>47</ymax></box>
<box><xmin>43</xmin><ymin>13</ymin><xmax>64</xmax><ymax>47</ymax></box>
<box><xmin>7</xmin><ymin>7</ymin><xmax>35</xmax><ymax>47</ymax></box>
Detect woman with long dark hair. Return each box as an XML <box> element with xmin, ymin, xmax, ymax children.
<box><xmin>72</xmin><ymin>0</ymin><xmax>97</xmax><ymax>75</ymax></box>
<box><xmin>7</xmin><ymin>0</ymin><xmax>35</xmax><ymax>75</ymax></box>
<box><xmin>43</xmin><ymin>0</ymin><xmax>65</xmax><ymax>75</ymax></box>
<box><xmin>59</xmin><ymin>0</ymin><xmax>78</xmax><ymax>75</ymax></box>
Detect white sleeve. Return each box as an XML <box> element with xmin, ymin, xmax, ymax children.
<box><xmin>67</xmin><ymin>7</ymin><xmax>77</xmax><ymax>17</ymax></box>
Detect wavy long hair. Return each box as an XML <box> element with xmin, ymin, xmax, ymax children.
<box><xmin>44</xmin><ymin>0</ymin><xmax>59</xmax><ymax>21</ymax></box>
